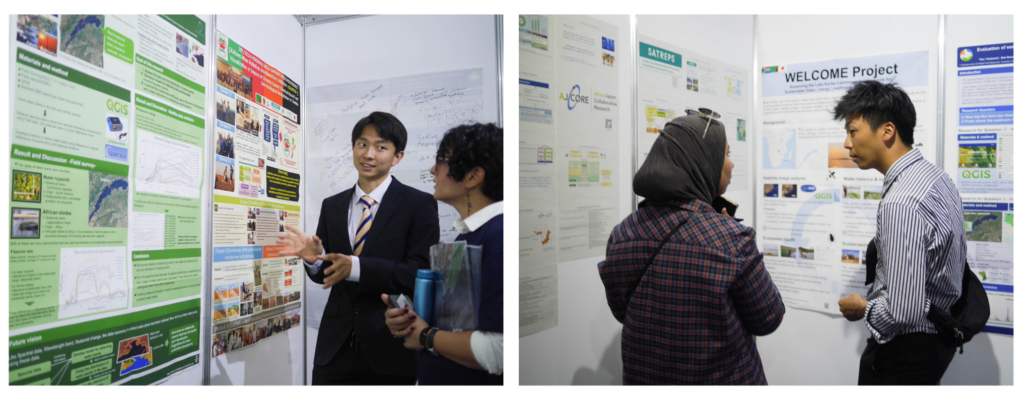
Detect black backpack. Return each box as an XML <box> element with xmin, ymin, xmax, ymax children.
<box><xmin>864</xmin><ymin>238</ymin><xmax>990</xmax><ymax>354</ymax></box>
<box><xmin>927</xmin><ymin>261</ymin><xmax>990</xmax><ymax>354</ymax></box>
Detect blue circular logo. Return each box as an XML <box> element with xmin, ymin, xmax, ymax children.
<box><xmin>567</xmin><ymin>84</ymin><xmax>581</xmax><ymax>110</ymax></box>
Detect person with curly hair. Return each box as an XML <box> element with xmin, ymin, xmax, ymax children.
<box><xmin>383</xmin><ymin>122</ymin><xmax>503</xmax><ymax>385</ymax></box>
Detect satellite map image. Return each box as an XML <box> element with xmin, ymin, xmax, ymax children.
<box><xmin>59</xmin><ymin>15</ymin><xmax>105</xmax><ymax>68</ymax></box>
<box><xmin>88</xmin><ymin>171</ymin><xmax>129</xmax><ymax>227</ymax></box>
<box><xmin>964</xmin><ymin>211</ymin><xmax>1002</xmax><ymax>242</ymax></box>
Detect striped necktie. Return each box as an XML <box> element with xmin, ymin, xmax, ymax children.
<box><xmin>353</xmin><ymin>195</ymin><xmax>375</xmax><ymax>255</ymax></box>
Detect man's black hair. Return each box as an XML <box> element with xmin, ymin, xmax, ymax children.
<box><xmin>351</xmin><ymin>111</ymin><xmax>408</xmax><ymax>152</ymax></box>
<box><xmin>832</xmin><ymin>80</ymin><xmax>916</xmax><ymax>146</ymax></box>
<box><xmin>436</xmin><ymin>123</ymin><xmax>503</xmax><ymax>201</ymax></box>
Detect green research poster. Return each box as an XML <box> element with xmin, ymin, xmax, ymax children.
<box><xmin>9</xmin><ymin>14</ymin><xmax>208</xmax><ymax>385</ymax></box>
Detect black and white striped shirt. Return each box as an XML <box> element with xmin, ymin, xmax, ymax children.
<box><xmin>865</xmin><ymin>148</ymin><xmax>966</xmax><ymax>344</ymax></box>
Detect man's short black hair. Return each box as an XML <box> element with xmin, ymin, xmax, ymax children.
<box><xmin>436</xmin><ymin>123</ymin><xmax>503</xmax><ymax>201</ymax></box>
<box><xmin>352</xmin><ymin>111</ymin><xmax>408</xmax><ymax>152</ymax></box>
<box><xmin>832</xmin><ymin>80</ymin><xmax>916</xmax><ymax>146</ymax></box>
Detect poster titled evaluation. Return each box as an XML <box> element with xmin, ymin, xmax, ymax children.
<box><xmin>945</xmin><ymin>42</ymin><xmax>1013</xmax><ymax>335</ymax></box>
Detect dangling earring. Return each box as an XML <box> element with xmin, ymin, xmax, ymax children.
<box><xmin>466</xmin><ymin>193</ymin><xmax>473</xmax><ymax>215</ymax></box>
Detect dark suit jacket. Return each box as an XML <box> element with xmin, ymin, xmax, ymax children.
<box><xmin>306</xmin><ymin>177</ymin><xmax>439</xmax><ymax>376</ymax></box>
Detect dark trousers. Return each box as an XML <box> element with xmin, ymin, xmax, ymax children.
<box><xmin>858</xmin><ymin>333</ymin><xmax>956</xmax><ymax>385</ymax></box>
<box><xmin>311</xmin><ymin>334</ymin><xmax>417</xmax><ymax>385</ymax></box>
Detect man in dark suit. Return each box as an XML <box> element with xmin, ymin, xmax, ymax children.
<box><xmin>278</xmin><ymin>112</ymin><xmax>439</xmax><ymax>385</ymax></box>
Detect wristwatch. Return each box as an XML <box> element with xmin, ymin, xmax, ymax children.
<box><xmin>419</xmin><ymin>327</ymin><xmax>440</xmax><ymax>356</ymax></box>
<box><xmin>419</xmin><ymin>327</ymin><xmax>430</xmax><ymax>350</ymax></box>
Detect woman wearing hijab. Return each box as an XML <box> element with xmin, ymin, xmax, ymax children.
<box><xmin>599</xmin><ymin>113</ymin><xmax>785</xmax><ymax>385</ymax></box>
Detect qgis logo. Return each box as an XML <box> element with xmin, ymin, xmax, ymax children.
<box><xmin>560</xmin><ymin>84</ymin><xmax>589</xmax><ymax>110</ymax></box>
<box><xmin>963</xmin><ymin>170</ymin><xmax>991</xmax><ymax>179</ymax></box>
<box><xmin>107</xmin><ymin>99</ymin><xmax>129</xmax><ymax>116</ymax></box>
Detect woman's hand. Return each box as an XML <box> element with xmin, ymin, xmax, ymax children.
<box><xmin>381</xmin><ymin>294</ymin><xmax>430</xmax><ymax>349</ymax></box>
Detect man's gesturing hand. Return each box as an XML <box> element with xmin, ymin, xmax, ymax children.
<box><xmin>318</xmin><ymin>253</ymin><xmax>353</xmax><ymax>289</ymax></box>
<box><xmin>276</xmin><ymin>224</ymin><xmax>323</xmax><ymax>263</ymax></box>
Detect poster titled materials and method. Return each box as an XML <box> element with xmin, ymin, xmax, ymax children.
<box><xmin>756</xmin><ymin>50</ymin><xmax>934</xmax><ymax>314</ymax></box>
<box><xmin>210</xmin><ymin>31</ymin><xmax>304</xmax><ymax>357</ymax></box>
<box><xmin>10</xmin><ymin>14</ymin><xmax>207</xmax><ymax>385</ymax></box>
<box><xmin>303</xmin><ymin>68</ymin><xmax>486</xmax><ymax>328</ymax></box>
<box><xmin>519</xmin><ymin>15</ymin><xmax>619</xmax><ymax>336</ymax></box>
<box><xmin>945</xmin><ymin>42</ymin><xmax>1013</xmax><ymax>335</ymax></box>
<box><xmin>635</xmin><ymin>34</ymin><xmax>751</xmax><ymax>207</ymax></box>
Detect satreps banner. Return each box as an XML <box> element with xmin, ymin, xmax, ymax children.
<box><xmin>211</xmin><ymin>31</ymin><xmax>304</xmax><ymax>358</ymax></box>
<box><xmin>10</xmin><ymin>14</ymin><xmax>207</xmax><ymax>385</ymax></box>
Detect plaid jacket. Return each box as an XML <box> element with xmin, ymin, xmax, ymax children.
<box><xmin>599</xmin><ymin>199</ymin><xmax>785</xmax><ymax>385</ymax></box>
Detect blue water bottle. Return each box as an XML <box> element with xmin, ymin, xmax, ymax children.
<box><xmin>413</xmin><ymin>270</ymin><xmax>435</xmax><ymax>325</ymax></box>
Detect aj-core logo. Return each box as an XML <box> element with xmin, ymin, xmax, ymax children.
<box><xmin>561</xmin><ymin>84</ymin><xmax>589</xmax><ymax>110</ymax></box>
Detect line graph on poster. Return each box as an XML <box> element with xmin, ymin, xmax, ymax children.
<box><xmin>58</xmin><ymin>246</ymin><xmax>128</xmax><ymax>319</ymax></box>
<box><xmin>135</xmin><ymin>129</ymin><xmax>202</xmax><ymax>199</ymax></box>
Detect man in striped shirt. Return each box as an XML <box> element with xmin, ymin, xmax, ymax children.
<box><xmin>833</xmin><ymin>80</ymin><xmax>966</xmax><ymax>385</ymax></box>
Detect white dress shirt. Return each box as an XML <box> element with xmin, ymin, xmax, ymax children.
<box><xmin>457</xmin><ymin>201</ymin><xmax>504</xmax><ymax>375</ymax></box>
<box><xmin>304</xmin><ymin>175</ymin><xmax>393</xmax><ymax>283</ymax></box>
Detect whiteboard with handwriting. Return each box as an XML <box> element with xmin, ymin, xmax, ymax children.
<box><xmin>306</xmin><ymin>68</ymin><xmax>485</xmax><ymax>253</ymax></box>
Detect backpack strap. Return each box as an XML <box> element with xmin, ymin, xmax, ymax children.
<box><xmin>626</xmin><ymin>213</ymin><xmax>692</xmax><ymax>300</ymax></box>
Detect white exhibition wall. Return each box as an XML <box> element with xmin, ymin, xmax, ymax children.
<box><xmin>208</xmin><ymin>14</ymin><xmax>306</xmax><ymax>386</ymax></box>
<box><xmin>301</xmin><ymin>15</ymin><xmax>502</xmax><ymax>384</ymax></box>
<box><xmin>519</xmin><ymin>15</ymin><xmax>1012</xmax><ymax>386</ymax></box>
<box><xmin>518</xmin><ymin>14</ymin><xmax>636</xmax><ymax>385</ymax></box>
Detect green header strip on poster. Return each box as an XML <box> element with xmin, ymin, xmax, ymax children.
<box><xmin>8</xmin><ymin>299</ymin><xmax>200</xmax><ymax>350</ymax></box>
<box><xmin>135</xmin><ymin>93</ymin><xmax>206</xmax><ymax>129</ymax></box>
<box><xmin>639</xmin><ymin>41</ymin><xmax>683</xmax><ymax>68</ymax></box>
<box><xmin>159</xmin><ymin>15</ymin><xmax>206</xmax><ymax>45</ymax></box>
<box><xmin>11</xmin><ymin>144</ymin><xmax>129</xmax><ymax>176</ymax></box>
<box><xmin>16</xmin><ymin>48</ymin><xmax>131</xmax><ymax>101</ymax></box>
<box><xmin>136</xmin><ymin>54</ymin><xmax>205</xmax><ymax>94</ymax></box>
<box><xmin>214</xmin><ymin>194</ymin><xmax>302</xmax><ymax>211</ymax></box>
<box><xmin>132</xmin><ymin>248</ymin><xmax>202</xmax><ymax>261</ymax></box>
